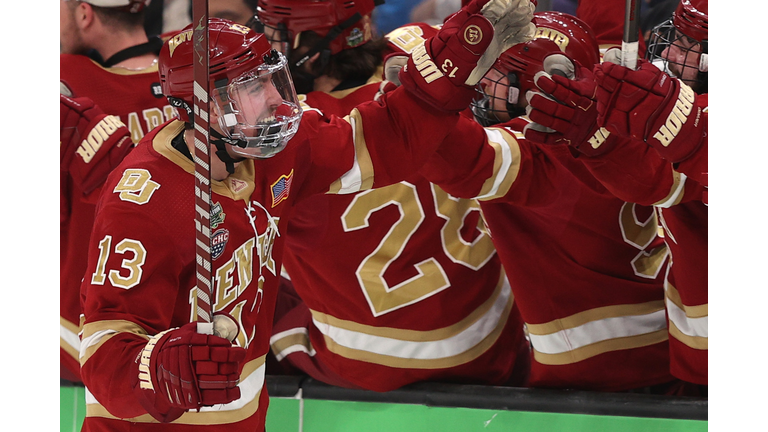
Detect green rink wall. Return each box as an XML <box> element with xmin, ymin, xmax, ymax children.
<box><xmin>61</xmin><ymin>376</ymin><xmax>707</xmax><ymax>432</ymax></box>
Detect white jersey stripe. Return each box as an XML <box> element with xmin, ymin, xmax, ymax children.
<box><xmin>311</xmin><ymin>279</ymin><xmax>512</xmax><ymax>360</ymax></box>
<box><xmin>528</xmin><ymin>309</ymin><xmax>668</xmax><ymax>355</ymax></box>
<box><xmin>666</xmin><ymin>298</ymin><xmax>708</xmax><ymax>338</ymax></box>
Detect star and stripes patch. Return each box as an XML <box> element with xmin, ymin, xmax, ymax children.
<box><xmin>271</xmin><ymin>170</ymin><xmax>294</xmax><ymax>208</ymax></box>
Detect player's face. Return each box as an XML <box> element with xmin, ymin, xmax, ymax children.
<box><xmin>60</xmin><ymin>0</ymin><xmax>86</xmax><ymax>54</ymax></box>
<box><xmin>230</xmin><ymin>75</ymin><xmax>285</xmax><ymax>132</ymax></box>
<box><xmin>478</xmin><ymin>68</ymin><xmax>523</xmax><ymax>124</ymax></box>
<box><xmin>662</xmin><ymin>30</ymin><xmax>701</xmax><ymax>84</ymax></box>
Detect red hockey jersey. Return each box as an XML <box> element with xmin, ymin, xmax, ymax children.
<box><xmin>570</xmin><ymin>134</ymin><xmax>708</xmax><ymax>386</ymax></box>
<box><xmin>79</xmin><ymin>85</ymin><xmax>469</xmax><ymax>431</ymax></box>
<box><xmin>576</xmin><ymin>0</ymin><xmax>647</xmax><ymax>55</ymax></box>
<box><xmin>60</xmin><ymin>55</ymin><xmax>174</xmax><ymax>144</ymax></box>
<box><xmin>270</xmin><ymin>80</ymin><xmax>528</xmax><ymax>392</ymax></box>
<box><xmin>420</xmin><ymin>116</ymin><xmax>674</xmax><ymax>391</ymax></box>
<box><xmin>60</xmin><ymin>55</ymin><xmax>173</xmax><ymax>382</ymax></box>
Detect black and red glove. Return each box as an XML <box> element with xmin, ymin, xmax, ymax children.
<box><xmin>524</xmin><ymin>62</ymin><xmax>618</xmax><ymax>156</ymax></box>
<box><xmin>593</xmin><ymin>59</ymin><xmax>706</xmax><ymax>163</ymax></box>
<box><xmin>60</xmin><ymin>94</ymin><xmax>133</xmax><ymax>195</ymax></box>
<box><xmin>398</xmin><ymin>0</ymin><xmax>535</xmax><ymax>112</ymax></box>
<box><xmin>133</xmin><ymin>322</ymin><xmax>246</xmax><ymax>423</ymax></box>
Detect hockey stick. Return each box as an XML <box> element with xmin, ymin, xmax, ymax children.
<box><xmin>192</xmin><ymin>0</ymin><xmax>214</xmax><ymax>335</ymax></box>
<box><xmin>621</xmin><ymin>0</ymin><xmax>642</xmax><ymax>70</ymax></box>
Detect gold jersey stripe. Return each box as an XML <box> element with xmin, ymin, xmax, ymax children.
<box><xmin>61</xmin><ymin>316</ymin><xmax>80</xmax><ymax>334</ymax></box>
<box><xmin>86</xmin><ymin>58</ymin><xmax>160</xmax><ymax>75</ymax></box>
<box><xmin>668</xmin><ymin>321</ymin><xmax>708</xmax><ymax>350</ymax></box>
<box><xmin>533</xmin><ymin>328</ymin><xmax>669</xmax><ymax>366</ymax></box>
<box><xmin>328</xmin><ymin>110</ymin><xmax>374</xmax><ymax>194</ymax></box>
<box><xmin>271</xmin><ymin>331</ymin><xmax>312</xmax><ymax>358</ymax></box>
<box><xmin>60</xmin><ymin>338</ymin><xmax>79</xmax><ymax>359</ymax></box>
<box><xmin>665</xmin><ymin>281</ymin><xmax>708</xmax><ymax>318</ymax></box>
<box><xmin>152</xmin><ymin>120</ymin><xmax>256</xmax><ymax>201</ymax></box>
<box><xmin>80</xmin><ymin>320</ymin><xmax>149</xmax><ymax>365</ymax></box>
<box><xmin>526</xmin><ymin>300</ymin><xmax>667</xmax><ymax>336</ymax></box>
<box><xmin>320</xmin><ymin>296</ymin><xmax>513</xmax><ymax>369</ymax></box>
<box><xmin>86</xmin><ymin>357</ymin><xmax>266</xmax><ymax>425</ymax></box>
<box><xmin>476</xmin><ymin>127</ymin><xmax>522</xmax><ymax>201</ymax></box>
<box><xmin>310</xmin><ymin>272</ymin><xmax>507</xmax><ymax>342</ymax></box>
<box><xmin>653</xmin><ymin>170</ymin><xmax>686</xmax><ymax>208</ymax></box>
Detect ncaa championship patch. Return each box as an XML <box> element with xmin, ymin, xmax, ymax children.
<box><xmin>211</xmin><ymin>228</ymin><xmax>230</xmax><ymax>260</ymax></box>
<box><xmin>211</xmin><ymin>202</ymin><xmax>226</xmax><ymax>229</ymax></box>
<box><xmin>271</xmin><ymin>170</ymin><xmax>294</xmax><ymax>208</ymax></box>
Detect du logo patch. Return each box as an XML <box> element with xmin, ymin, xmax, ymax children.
<box><xmin>271</xmin><ymin>170</ymin><xmax>294</xmax><ymax>208</ymax></box>
<box><xmin>211</xmin><ymin>228</ymin><xmax>230</xmax><ymax>260</ymax></box>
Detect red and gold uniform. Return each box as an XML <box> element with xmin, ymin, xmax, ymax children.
<box><xmin>420</xmin><ymin>116</ymin><xmax>675</xmax><ymax>392</ymax></box>
<box><xmin>60</xmin><ymin>55</ymin><xmax>174</xmax><ymax>144</ymax></box>
<box><xmin>565</xmin><ymin>127</ymin><xmax>709</xmax><ymax>387</ymax></box>
<box><xmin>60</xmin><ymin>55</ymin><xmax>173</xmax><ymax>382</ymax></box>
<box><xmin>79</xmin><ymin>85</ymin><xmax>467</xmax><ymax>431</ymax></box>
<box><xmin>269</xmin><ymin>73</ymin><xmax>528</xmax><ymax>392</ymax></box>
<box><xmin>575</xmin><ymin>0</ymin><xmax>647</xmax><ymax>56</ymax></box>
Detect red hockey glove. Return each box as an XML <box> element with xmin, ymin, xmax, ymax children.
<box><xmin>524</xmin><ymin>62</ymin><xmax>618</xmax><ymax>156</ymax></box>
<box><xmin>133</xmin><ymin>322</ymin><xmax>247</xmax><ymax>423</ymax></box>
<box><xmin>60</xmin><ymin>94</ymin><xmax>133</xmax><ymax>195</ymax></box>
<box><xmin>399</xmin><ymin>0</ymin><xmax>535</xmax><ymax>112</ymax></box>
<box><xmin>594</xmin><ymin>59</ymin><xmax>706</xmax><ymax>163</ymax></box>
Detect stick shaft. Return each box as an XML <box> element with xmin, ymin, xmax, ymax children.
<box><xmin>621</xmin><ymin>0</ymin><xmax>642</xmax><ymax>70</ymax></box>
<box><xmin>192</xmin><ymin>0</ymin><xmax>213</xmax><ymax>333</ymax></box>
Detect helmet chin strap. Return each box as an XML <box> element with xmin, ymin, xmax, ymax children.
<box><xmin>169</xmin><ymin>97</ymin><xmax>249</xmax><ymax>174</ymax></box>
<box><xmin>210</xmin><ymin>129</ymin><xmax>248</xmax><ymax>174</ymax></box>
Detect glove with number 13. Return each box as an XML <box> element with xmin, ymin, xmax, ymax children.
<box><xmin>594</xmin><ymin>59</ymin><xmax>706</xmax><ymax>163</ymax></box>
<box><xmin>399</xmin><ymin>0</ymin><xmax>535</xmax><ymax>112</ymax></box>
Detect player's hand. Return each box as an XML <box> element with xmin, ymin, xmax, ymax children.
<box><xmin>594</xmin><ymin>59</ymin><xmax>705</xmax><ymax>163</ymax></box>
<box><xmin>524</xmin><ymin>61</ymin><xmax>617</xmax><ymax>156</ymax></box>
<box><xmin>133</xmin><ymin>322</ymin><xmax>246</xmax><ymax>423</ymax></box>
<box><xmin>60</xmin><ymin>94</ymin><xmax>132</xmax><ymax>194</ymax></box>
<box><xmin>374</xmin><ymin>53</ymin><xmax>408</xmax><ymax>101</ymax></box>
<box><xmin>398</xmin><ymin>0</ymin><xmax>535</xmax><ymax>112</ymax></box>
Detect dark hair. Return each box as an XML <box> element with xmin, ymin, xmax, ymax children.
<box><xmin>244</xmin><ymin>0</ymin><xmax>259</xmax><ymax>11</ymax></box>
<box><xmin>91</xmin><ymin>5</ymin><xmax>145</xmax><ymax>31</ymax></box>
<box><xmin>297</xmin><ymin>31</ymin><xmax>386</xmax><ymax>82</ymax></box>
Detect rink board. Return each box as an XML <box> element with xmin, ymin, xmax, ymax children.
<box><xmin>61</xmin><ymin>376</ymin><xmax>707</xmax><ymax>431</ymax></box>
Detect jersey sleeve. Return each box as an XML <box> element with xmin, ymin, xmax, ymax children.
<box><xmin>291</xmin><ymin>86</ymin><xmax>465</xmax><ymax>201</ymax></box>
<box><xmin>570</xmin><ymin>135</ymin><xmax>706</xmax><ymax>207</ymax></box>
<box><xmin>79</xmin><ymin>199</ymin><xmax>188</xmax><ymax>419</ymax></box>
<box><xmin>418</xmin><ymin>116</ymin><xmax>572</xmax><ymax>207</ymax></box>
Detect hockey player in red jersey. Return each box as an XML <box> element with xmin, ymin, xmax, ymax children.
<box><xmin>59</xmin><ymin>0</ymin><xmax>174</xmax><ymax>383</ymax></box>
<box><xmin>254</xmin><ymin>1</ymin><xmax>529</xmax><ymax>391</ymax></box>
<box><xmin>575</xmin><ymin>0</ymin><xmax>647</xmax><ymax>57</ymax></box>
<box><xmin>525</xmin><ymin>0</ymin><xmax>708</xmax><ymax>391</ymax></box>
<box><xmin>596</xmin><ymin>0</ymin><xmax>708</xmax><ymax>186</ymax></box>
<box><xmin>411</xmin><ymin>11</ymin><xmax>682</xmax><ymax>392</ymax></box>
<box><xmin>79</xmin><ymin>3</ymin><xmax>536</xmax><ymax>430</ymax></box>
<box><xmin>60</xmin><ymin>0</ymin><xmax>172</xmax><ymax>142</ymax></box>
<box><xmin>60</xmin><ymin>94</ymin><xmax>133</xmax><ymax>384</ymax></box>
